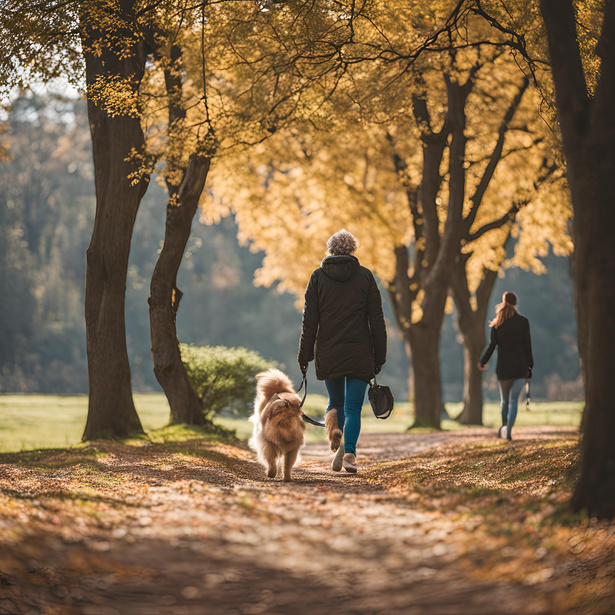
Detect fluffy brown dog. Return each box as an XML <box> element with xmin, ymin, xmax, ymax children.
<box><xmin>250</xmin><ymin>369</ymin><xmax>306</xmax><ymax>482</ymax></box>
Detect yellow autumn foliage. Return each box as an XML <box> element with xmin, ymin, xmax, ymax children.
<box><xmin>204</xmin><ymin>45</ymin><xmax>572</xmax><ymax>308</ymax></box>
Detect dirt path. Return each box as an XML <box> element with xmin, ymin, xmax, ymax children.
<box><xmin>0</xmin><ymin>426</ymin><xmax>606</xmax><ymax>614</ymax></box>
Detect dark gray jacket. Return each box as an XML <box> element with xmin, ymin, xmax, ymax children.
<box><xmin>298</xmin><ymin>255</ymin><xmax>387</xmax><ymax>381</ymax></box>
<box><xmin>480</xmin><ymin>313</ymin><xmax>534</xmax><ymax>380</ymax></box>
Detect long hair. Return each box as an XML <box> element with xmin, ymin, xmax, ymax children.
<box><xmin>489</xmin><ymin>291</ymin><xmax>518</xmax><ymax>328</ymax></box>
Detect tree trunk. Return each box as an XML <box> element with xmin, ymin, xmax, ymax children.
<box><xmin>447</xmin><ymin>78</ymin><xmax>528</xmax><ymax>426</ymax></box>
<box><xmin>81</xmin><ymin>3</ymin><xmax>149</xmax><ymax>440</ymax></box>
<box><xmin>569</xmin><ymin>251</ymin><xmax>588</xmax><ymax>430</ymax></box>
<box><xmin>456</xmin><ymin>326</ymin><xmax>486</xmax><ymax>425</ymax></box>
<box><xmin>149</xmin><ymin>155</ymin><xmax>211</xmax><ymax>425</ymax></box>
<box><xmin>541</xmin><ymin>0</ymin><xmax>615</xmax><ymax>517</ymax></box>
<box><xmin>386</xmin><ymin>77</ymin><xmax>471</xmax><ymax>431</ymax></box>
<box><xmin>407</xmin><ymin>325</ymin><xmax>442</xmax><ymax>428</ymax></box>
<box><xmin>406</xmin><ymin>341</ymin><xmax>414</xmax><ymax>402</ymax></box>
<box><xmin>451</xmin><ymin>257</ymin><xmax>500</xmax><ymax>426</ymax></box>
<box><xmin>568</xmin><ymin>163</ymin><xmax>615</xmax><ymax>516</ymax></box>
<box><xmin>568</xmin><ymin>159</ymin><xmax>615</xmax><ymax>517</ymax></box>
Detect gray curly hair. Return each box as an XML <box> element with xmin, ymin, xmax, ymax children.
<box><xmin>326</xmin><ymin>229</ymin><xmax>359</xmax><ymax>255</ymax></box>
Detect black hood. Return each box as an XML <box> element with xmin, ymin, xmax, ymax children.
<box><xmin>320</xmin><ymin>255</ymin><xmax>360</xmax><ymax>282</ymax></box>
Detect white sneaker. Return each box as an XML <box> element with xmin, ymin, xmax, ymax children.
<box><xmin>331</xmin><ymin>445</ymin><xmax>344</xmax><ymax>472</ymax></box>
<box><xmin>342</xmin><ymin>453</ymin><xmax>357</xmax><ymax>474</ymax></box>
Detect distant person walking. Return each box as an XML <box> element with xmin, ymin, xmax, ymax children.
<box><xmin>298</xmin><ymin>229</ymin><xmax>387</xmax><ymax>474</ymax></box>
<box><xmin>478</xmin><ymin>291</ymin><xmax>533</xmax><ymax>441</ymax></box>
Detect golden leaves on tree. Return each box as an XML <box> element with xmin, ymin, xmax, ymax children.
<box><xmin>88</xmin><ymin>74</ymin><xmax>140</xmax><ymax>118</ymax></box>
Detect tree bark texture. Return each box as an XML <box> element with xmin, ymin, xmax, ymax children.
<box><xmin>387</xmin><ymin>76</ymin><xmax>472</xmax><ymax>429</ymax></box>
<box><xmin>148</xmin><ymin>42</ymin><xmax>213</xmax><ymax>426</ymax></box>
<box><xmin>149</xmin><ymin>154</ymin><xmax>211</xmax><ymax>425</ymax></box>
<box><xmin>451</xmin><ymin>262</ymin><xmax>497</xmax><ymax>425</ymax></box>
<box><xmin>541</xmin><ymin>0</ymin><xmax>615</xmax><ymax>517</ymax></box>
<box><xmin>459</xmin><ymin>336</ymin><xmax>486</xmax><ymax>423</ymax></box>
<box><xmin>407</xmin><ymin>326</ymin><xmax>443</xmax><ymax>427</ymax></box>
<box><xmin>388</xmin><ymin>70</ymin><xmax>527</xmax><ymax>429</ymax></box>
<box><xmin>81</xmin><ymin>1</ymin><xmax>149</xmax><ymax>440</ymax></box>
<box><xmin>568</xmin><ymin>250</ymin><xmax>588</xmax><ymax>429</ymax></box>
<box><xmin>449</xmin><ymin>76</ymin><xmax>528</xmax><ymax>425</ymax></box>
<box><xmin>451</xmin><ymin>256</ymin><xmax>499</xmax><ymax>425</ymax></box>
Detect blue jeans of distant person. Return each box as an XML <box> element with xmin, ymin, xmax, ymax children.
<box><xmin>325</xmin><ymin>377</ymin><xmax>369</xmax><ymax>456</ymax></box>
<box><xmin>498</xmin><ymin>378</ymin><xmax>526</xmax><ymax>434</ymax></box>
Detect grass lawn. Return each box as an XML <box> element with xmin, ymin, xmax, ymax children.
<box><xmin>0</xmin><ymin>393</ymin><xmax>583</xmax><ymax>453</ymax></box>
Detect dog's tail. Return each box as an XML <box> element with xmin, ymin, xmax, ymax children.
<box><xmin>255</xmin><ymin>368</ymin><xmax>296</xmax><ymax>400</ymax></box>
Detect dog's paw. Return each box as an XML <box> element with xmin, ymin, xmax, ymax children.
<box><xmin>329</xmin><ymin>429</ymin><xmax>342</xmax><ymax>452</ymax></box>
<box><xmin>267</xmin><ymin>466</ymin><xmax>277</xmax><ymax>478</ymax></box>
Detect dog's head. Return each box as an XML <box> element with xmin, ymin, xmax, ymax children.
<box><xmin>263</xmin><ymin>393</ymin><xmax>302</xmax><ymax>419</ymax></box>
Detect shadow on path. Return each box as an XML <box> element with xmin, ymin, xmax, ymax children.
<box><xmin>0</xmin><ymin>426</ymin><xmax>590</xmax><ymax>615</ymax></box>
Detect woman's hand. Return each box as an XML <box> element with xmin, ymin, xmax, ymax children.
<box><xmin>477</xmin><ymin>362</ymin><xmax>488</xmax><ymax>372</ymax></box>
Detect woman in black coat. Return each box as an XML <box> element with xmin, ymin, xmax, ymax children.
<box><xmin>298</xmin><ymin>229</ymin><xmax>387</xmax><ymax>473</ymax></box>
<box><xmin>479</xmin><ymin>291</ymin><xmax>533</xmax><ymax>441</ymax></box>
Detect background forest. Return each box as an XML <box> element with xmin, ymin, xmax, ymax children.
<box><xmin>0</xmin><ymin>93</ymin><xmax>580</xmax><ymax>405</ymax></box>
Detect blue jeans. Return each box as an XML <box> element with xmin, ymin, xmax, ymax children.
<box><xmin>325</xmin><ymin>377</ymin><xmax>369</xmax><ymax>455</ymax></box>
<box><xmin>498</xmin><ymin>378</ymin><xmax>526</xmax><ymax>433</ymax></box>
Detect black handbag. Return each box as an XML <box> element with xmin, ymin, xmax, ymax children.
<box><xmin>368</xmin><ymin>376</ymin><xmax>394</xmax><ymax>419</ymax></box>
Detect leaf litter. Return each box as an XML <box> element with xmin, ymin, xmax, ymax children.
<box><xmin>0</xmin><ymin>426</ymin><xmax>613</xmax><ymax>614</ymax></box>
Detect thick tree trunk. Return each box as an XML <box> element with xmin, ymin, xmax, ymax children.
<box><xmin>568</xmin><ymin>162</ymin><xmax>615</xmax><ymax>516</ymax></box>
<box><xmin>569</xmin><ymin>251</ymin><xmax>588</xmax><ymax>429</ymax></box>
<box><xmin>407</xmin><ymin>325</ymin><xmax>442</xmax><ymax>428</ymax></box>
<box><xmin>568</xmin><ymin>159</ymin><xmax>615</xmax><ymax>516</ymax></box>
<box><xmin>149</xmin><ymin>40</ymin><xmax>213</xmax><ymax>426</ymax></box>
<box><xmin>150</xmin><ymin>155</ymin><xmax>211</xmax><ymax>425</ymax></box>
<box><xmin>451</xmin><ymin>258</ymin><xmax>500</xmax><ymax>425</ymax></box>
<box><xmin>456</xmin><ymin>327</ymin><xmax>486</xmax><ymax>425</ymax></box>
<box><xmin>387</xmin><ymin>78</ymin><xmax>472</xmax><ymax>431</ymax></box>
<box><xmin>81</xmin><ymin>3</ymin><xmax>149</xmax><ymax>440</ymax></box>
<box><xmin>572</xmin><ymin>214</ymin><xmax>615</xmax><ymax>517</ymax></box>
<box><xmin>406</xmin><ymin>341</ymin><xmax>414</xmax><ymax>402</ymax></box>
<box><xmin>541</xmin><ymin>0</ymin><xmax>615</xmax><ymax>517</ymax></box>
<box><xmin>391</xmin><ymin>70</ymin><xmax>526</xmax><ymax>433</ymax></box>
<box><xmin>448</xmin><ymin>79</ymin><xmax>527</xmax><ymax>426</ymax></box>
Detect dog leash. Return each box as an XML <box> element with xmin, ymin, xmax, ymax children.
<box><xmin>526</xmin><ymin>378</ymin><xmax>531</xmax><ymax>411</ymax></box>
<box><xmin>296</xmin><ymin>373</ymin><xmax>325</xmax><ymax>427</ymax></box>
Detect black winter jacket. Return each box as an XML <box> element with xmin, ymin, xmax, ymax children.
<box><xmin>480</xmin><ymin>313</ymin><xmax>534</xmax><ymax>380</ymax></box>
<box><xmin>298</xmin><ymin>255</ymin><xmax>387</xmax><ymax>382</ymax></box>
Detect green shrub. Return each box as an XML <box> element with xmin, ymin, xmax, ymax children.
<box><xmin>180</xmin><ymin>344</ymin><xmax>277</xmax><ymax>419</ymax></box>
